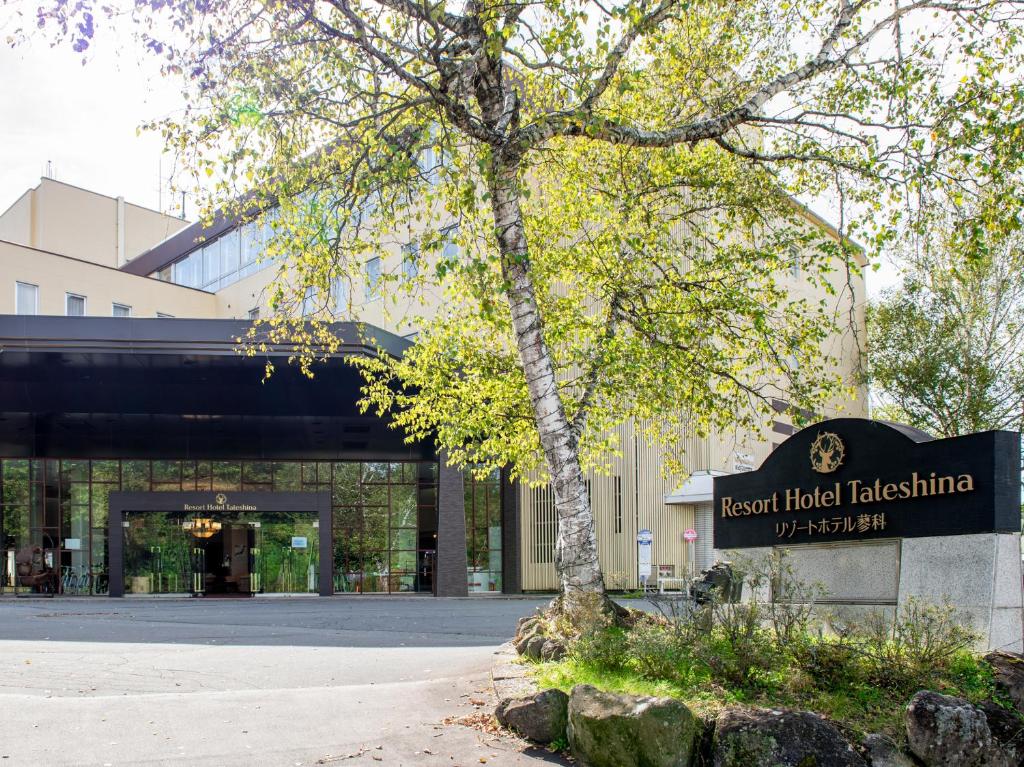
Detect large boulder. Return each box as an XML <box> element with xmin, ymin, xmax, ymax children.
<box><xmin>861</xmin><ymin>733</ymin><xmax>916</xmax><ymax>767</ymax></box>
<box><xmin>711</xmin><ymin>707</ymin><xmax>865</xmax><ymax>767</ymax></box>
<box><xmin>985</xmin><ymin>651</ymin><xmax>1024</xmax><ymax>715</ymax></box>
<box><xmin>905</xmin><ymin>690</ymin><xmax>1022</xmax><ymax>767</ymax></box>
<box><xmin>567</xmin><ymin>684</ymin><xmax>701</xmax><ymax>767</ymax></box>
<box><xmin>495</xmin><ymin>689</ymin><xmax>569</xmax><ymax>744</ymax></box>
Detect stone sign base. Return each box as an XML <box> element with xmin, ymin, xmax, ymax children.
<box><xmin>717</xmin><ymin>532</ymin><xmax>1023</xmax><ymax>653</ymax></box>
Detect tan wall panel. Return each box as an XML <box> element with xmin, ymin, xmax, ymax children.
<box><xmin>0</xmin><ymin>192</ymin><xmax>32</xmax><ymax>247</ymax></box>
<box><xmin>0</xmin><ymin>241</ymin><xmax>217</xmax><ymax>318</ymax></box>
<box><xmin>0</xmin><ymin>180</ymin><xmax>188</xmax><ymax>268</ymax></box>
<box><xmin>123</xmin><ymin>203</ymin><xmax>190</xmax><ymax>262</ymax></box>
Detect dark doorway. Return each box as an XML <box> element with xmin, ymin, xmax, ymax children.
<box><xmin>197</xmin><ymin>524</ymin><xmax>256</xmax><ymax>596</ymax></box>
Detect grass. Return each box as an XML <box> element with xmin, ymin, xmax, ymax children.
<box><xmin>535</xmin><ymin>659</ymin><xmax>742</xmax><ymax>721</ymax></box>
<box><xmin>531</xmin><ymin>639</ymin><xmax>1005</xmax><ymax>742</ymax></box>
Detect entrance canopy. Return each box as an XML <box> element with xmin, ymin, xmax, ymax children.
<box><xmin>0</xmin><ymin>316</ymin><xmax>429</xmax><ymax>461</ymax></box>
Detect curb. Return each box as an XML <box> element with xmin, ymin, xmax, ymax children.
<box><xmin>490</xmin><ymin>641</ymin><xmax>539</xmax><ymax>701</ymax></box>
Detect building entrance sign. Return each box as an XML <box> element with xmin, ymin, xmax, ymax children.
<box><xmin>714</xmin><ymin>419</ymin><xmax>1020</xmax><ymax>549</ymax></box>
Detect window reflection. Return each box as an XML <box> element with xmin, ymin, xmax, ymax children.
<box><xmin>465</xmin><ymin>468</ymin><xmax>503</xmax><ymax>593</ymax></box>
<box><xmin>0</xmin><ymin>459</ymin><xmax>442</xmax><ymax>596</ymax></box>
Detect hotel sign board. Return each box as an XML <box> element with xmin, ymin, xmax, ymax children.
<box><xmin>713</xmin><ymin>419</ymin><xmax>1020</xmax><ymax>549</ymax></box>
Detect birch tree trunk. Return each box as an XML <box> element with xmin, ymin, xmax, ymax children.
<box><xmin>487</xmin><ymin>153</ymin><xmax>608</xmax><ymax>609</ymax></box>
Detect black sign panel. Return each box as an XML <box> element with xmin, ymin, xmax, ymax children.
<box><xmin>713</xmin><ymin>419</ymin><xmax>1020</xmax><ymax>549</ymax></box>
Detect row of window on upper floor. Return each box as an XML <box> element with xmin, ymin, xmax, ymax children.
<box><xmin>297</xmin><ymin>234</ymin><xmax>458</xmax><ymax>318</ymax></box>
<box><xmin>13</xmin><ymin>281</ymin><xmax>166</xmax><ymax>318</ymax></box>
<box><xmin>152</xmin><ymin>198</ymin><xmax>460</xmax><ymax>315</ymax></box>
<box><xmin>154</xmin><ymin>218</ymin><xmax>269</xmax><ymax>292</ymax></box>
<box><xmin>153</xmin><ymin>142</ymin><xmax>447</xmax><ymax>294</ymax></box>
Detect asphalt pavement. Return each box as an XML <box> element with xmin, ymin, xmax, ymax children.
<box><xmin>0</xmin><ymin>595</ymin><xmax>575</xmax><ymax>767</ymax></box>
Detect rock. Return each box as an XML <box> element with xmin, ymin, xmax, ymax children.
<box><xmin>861</xmin><ymin>733</ymin><xmax>915</xmax><ymax>767</ymax></box>
<box><xmin>524</xmin><ymin>635</ymin><xmax>547</xmax><ymax>660</ymax></box>
<box><xmin>495</xmin><ymin>689</ymin><xmax>569</xmax><ymax>744</ymax></box>
<box><xmin>516</xmin><ymin>615</ymin><xmax>542</xmax><ymax>638</ymax></box>
<box><xmin>540</xmin><ymin>639</ymin><xmax>567</xmax><ymax>661</ymax></box>
<box><xmin>711</xmin><ymin>707</ymin><xmax>865</xmax><ymax>767</ymax></box>
<box><xmin>985</xmin><ymin>651</ymin><xmax>1024</xmax><ymax>715</ymax></box>
<box><xmin>905</xmin><ymin>690</ymin><xmax>1018</xmax><ymax>767</ymax></box>
<box><xmin>514</xmin><ymin>618</ymin><xmax>545</xmax><ymax>655</ymax></box>
<box><xmin>567</xmin><ymin>684</ymin><xmax>700</xmax><ymax>767</ymax></box>
<box><xmin>978</xmin><ymin>701</ymin><xmax>1024</xmax><ymax>763</ymax></box>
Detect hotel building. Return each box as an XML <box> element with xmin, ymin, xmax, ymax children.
<box><xmin>0</xmin><ymin>177</ymin><xmax>867</xmax><ymax>598</ymax></box>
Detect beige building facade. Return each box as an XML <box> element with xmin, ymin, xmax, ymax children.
<box><xmin>0</xmin><ymin>177</ymin><xmax>867</xmax><ymax>595</ymax></box>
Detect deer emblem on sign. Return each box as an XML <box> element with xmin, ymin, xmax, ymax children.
<box><xmin>809</xmin><ymin>432</ymin><xmax>845</xmax><ymax>474</ymax></box>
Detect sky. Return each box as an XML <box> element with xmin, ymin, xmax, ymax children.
<box><xmin>0</xmin><ymin>21</ymin><xmax>187</xmax><ymax>217</ymax></box>
<box><xmin>0</xmin><ymin>13</ymin><xmax>897</xmax><ymax>296</ymax></box>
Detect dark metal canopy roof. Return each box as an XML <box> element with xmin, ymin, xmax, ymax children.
<box><xmin>0</xmin><ymin>316</ymin><xmax>429</xmax><ymax>461</ymax></box>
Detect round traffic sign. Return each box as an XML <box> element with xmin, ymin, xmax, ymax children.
<box><xmin>683</xmin><ymin>528</ymin><xmax>698</xmax><ymax>542</ymax></box>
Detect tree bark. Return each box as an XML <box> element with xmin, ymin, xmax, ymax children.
<box><xmin>487</xmin><ymin>153</ymin><xmax>607</xmax><ymax>609</ymax></box>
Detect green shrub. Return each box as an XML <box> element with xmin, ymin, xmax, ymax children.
<box><xmin>793</xmin><ymin>635</ymin><xmax>861</xmax><ymax>688</ymax></box>
<box><xmin>852</xmin><ymin>599</ymin><xmax>980</xmax><ymax>693</ymax></box>
<box><xmin>697</xmin><ymin>626</ymin><xmax>777</xmax><ymax>688</ymax></box>
<box><xmin>625</xmin><ymin>621</ymin><xmax>692</xmax><ymax>684</ymax></box>
<box><xmin>571</xmin><ymin>626</ymin><xmax>629</xmax><ymax>671</ymax></box>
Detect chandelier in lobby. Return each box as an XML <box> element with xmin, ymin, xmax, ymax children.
<box><xmin>183</xmin><ymin>518</ymin><xmax>222</xmax><ymax>539</ymax></box>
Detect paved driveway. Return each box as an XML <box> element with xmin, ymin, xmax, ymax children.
<box><xmin>0</xmin><ymin>596</ymin><xmax>570</xmax><ymax>767</ymax></box>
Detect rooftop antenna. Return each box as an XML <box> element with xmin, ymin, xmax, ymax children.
<box><xmin>43</xmin><ymin>160</ymin><xmax>55</xmax><ymax>180</ymax></box>
<box><xmin>181</xmin><ymin>191</ymin><xmax>186</xmax><ymax>220</ymax></box>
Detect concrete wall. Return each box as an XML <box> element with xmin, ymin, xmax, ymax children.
<box><xmin>719</xmin><ymin>534</ymin><xmax>1023</xmax><ymax>652</ymax></box>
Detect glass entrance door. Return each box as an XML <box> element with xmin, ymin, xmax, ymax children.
<box><xmin>254</xmin><ymin>513</ymin><xmax>319</xmax><ymax>594</ymax></box>
<box><xmin>123</xmin><ymin>510</ymin><xmax>319</xmax><ymax>596</ymax></box>
<box><xmin>192</xmin><ymin>523</ymin><xmax>256</xmax><ymax>596</ymax></box>
<box><xmin>123</xmin><ymin>512</ymin><xmax>191</xmax><ymax>595</ymax></box>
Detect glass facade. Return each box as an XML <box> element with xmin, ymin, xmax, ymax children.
<box><xmin>123</xmin><ymin>510</ymin><xmax>320</xmax><ymax>595</ymax></box>
<box><xmin>465</xmin><ymin>469</ymin><xmax>502</xmax><ymax>593</ymax></box>
<box><xmin>0</xmin><ymin>458</ymin><xmax>439</xmax><ymax>596</ymax></box>
<box><xmin>159</xmin><ymin>219</ymin><xmax>269</xmax><ymax>292</ymax></box>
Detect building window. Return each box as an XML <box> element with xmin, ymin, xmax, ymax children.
<box><xmin>790</xmin><ymin>245</ymin><xmax>800</xmax><ymax>279</ymax></box>
<box><xmin>441</xmin><ymin>225</ymin><xmax>459</xmax><ymax>262</ymax></box>
<box><xmin>401</xmin><ymin>244</ymin><xmax>419</xmax><ymax>283</ymax></box>
<box><xmin>65</xmin><ymin>293</ymin><xmax>86</xmax><ymax>317</ymax></box>
<box><xmin>331</xmin><ymin>277</ymin><xmax>349</xmax><ymax>314</ymax></box>
<box><xmin>248</xmin><ymin>307</ymin><xmax>260</xmax><ymax>321</ymax></box>
<box><xmin>300</xmin><ymin>286</ymin><xmax>318</xmax><ymax>317</ymax></box>
<box><xmin>156</xmin><ymin>312</ymin><xmax>174</xmax><ymax>318</ymax></box>
<box><xmin>15</xmin><ymin>282</ymin><xmax>38</xmax><ymax>315</ymax></box>
<box><xmin>0</xmin><ymin>458</ymin><xmax>440</xmax><ymax>597</ymax></box>
<box><xmin>365</xmin><ymin>256</ymin><xmax>381</xmax><ymax>300</ymax></box>
<box><xmin>465</xmin><ymin>468</ymin><xmax>502</xmax><ymax>592</ymax></box>
<box><xmin>112</xmin><ymin>303</ymin><xmax>132</xmax><ymax>318</ymax></box>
